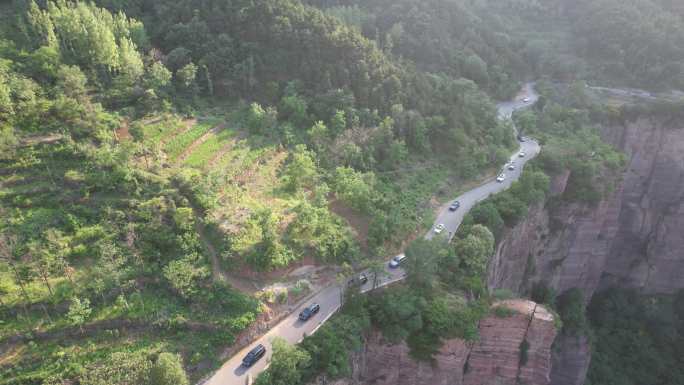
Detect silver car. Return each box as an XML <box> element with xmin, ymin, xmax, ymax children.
<box><xmin>389</xmin><ymin>254</ymin><xmax>406</xmax><ymax>268</ymax></box>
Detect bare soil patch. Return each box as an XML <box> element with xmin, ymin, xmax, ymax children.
<box><xmin>328</xmin><ymin>197</ymin><xmax>370</xmax><ymax>252</ymax></box>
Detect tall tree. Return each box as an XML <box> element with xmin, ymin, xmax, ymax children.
<box><xmin>67</xmin><ymin>297</ymin><xmax>92</xmax><ymax>333</ymax></box>
<box><xmin>255</xmin><ymin>337</ymin><xmax>311</xmax><ymax>385</ymax></box>
<box><xmin>149</xmin><ymin>353</ymin><xmax>189</xmax><ymax>385</ymax></box>
<box><xmin>403</xmin><ymin>238</ymin><xmax>447</xmax><ymax>296</ymax></box>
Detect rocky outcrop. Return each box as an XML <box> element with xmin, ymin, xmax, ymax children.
<box><xmin>317</xmin><ymin>300</ymin><xmax>557</xmax><ymax>385</ymax></box>
<box><xmin>361</xmin><ymin>334</ymin><xmax>469</xmax><ymax>385</ymax></box>
<box><xmin>464</xmin><ymin>300</ymin><xmax>556</xmax><ymax>385</ymax></box>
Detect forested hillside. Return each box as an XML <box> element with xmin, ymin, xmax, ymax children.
<box><xmin>2</xmin><ymin>0</ymin><xmax>684</xmax><ymax>384</ymax></box>
<box><xmin>308</xmin><ymin>0</ymin><xmax>684</xmax><ymax>91</ymax></box>
<box><xmin>0</xmin><ymin>0</ymin><xmax>513</xmax><ymax>383</ymax></box>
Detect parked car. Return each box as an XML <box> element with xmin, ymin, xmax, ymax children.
<box><xmin>434</xmin><ymin>223</ymin><xmax>446</xmax><ymax>234</ymax></box>
<box><xmin>448</xmin><ymin>200</ymin><xmax>461</xmax><ymax>211</ymax></box>
<box><xmin>523</xmin><ymin>97</ymin><xmax>530</xmax><ymax>103</ymax></box>
<box><xmin>508</xmin><ymin>163</ymin><xmax>516</xmax><ymax>171</ymax></box>
<box><xmin>298</xmin><ymin>303</ymin><xmax>321</xmax><ymax>321</ymax></box>
<box><xmin>348</xmin><ymin>273</ymin><xmax>368</xmax><ymax>286</ymax></box>
<box><xmin>389</xmin><ymin>253</ymin><xmax>406</xmax><ymax>268</ymax></box>
<box><xmin>496</xmin><ymin>174</ymin><xmax>506</xmax><ymax>183</ymax></box>
<box><xmin>518</xmin><ymin>151</ymin><xmax>526</xmax><ymax>157</ymax></box>
<box><xmin>242</xmin><ymin>344</ymin><xmax>266</xmax><ymax>367</ymax></box>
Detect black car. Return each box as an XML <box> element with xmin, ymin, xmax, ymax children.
<box><xmin>348</xmin><ymin>273</ymin><xmax>368</xmax><ymax>287</ymax></box>
<box><xmin>448</xmin><ymin>200</ymin><xmax>461</xmax><ymax>211</ymax></box>
<box><xmin>242</xmin><ymin>344</ymin><xmax>266</xmax><ymax>367</ymax></box>
<box><xmin>298</xmin><ymin>303</ymin><xmax>321</xmax><ymax>321</ymax></box>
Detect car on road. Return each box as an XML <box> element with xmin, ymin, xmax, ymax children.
<box><xmin>298</xmin><ymin>303</ymin><xmax>321</xmax><ymax>321</ymax></box>
<box><xmin>523</xmin><ymin>97</ymin><xmax>530</xmax><ymax>103</ymax></box>
<box><xmin>348</xmin><ymin>273</ymin><xmax>368</xmax><ymax>287</ymax></box>
<box><xmin>518</xmin><ymin>151</ymin><xmax>526</xmax><ymax>157</ymax></box>
<box><xmin>496</xmin><ymin>174</ymin><xmax>506</xmax><ymax>183</ymax></box>
<box><xmin>242</xmin><ymin>344</ymin><xmax>266</xmax><ymax>367</ymax></box>
<box><xmin>389</xmin><ymin>253</ymin><xmax>406</xmax><ymax>268</ymax></box>
<box><xmin>434</xmin><ymin>223</ymin><xmax>446</xmax><ymax>234</ymax></box>
<box><xmin>448</xmin><ymin>200</ymin><xmax>461</xmax><ymax>211</ymax></box>
<box><xmin>518</xmin><ymin>135</ymin><xmax>526</xmax><ymax>142</ymax></box>
<box><xmin>508</xmin><ymin>163</ymin><xmax>516</xmax><ymax>171</ymax></box>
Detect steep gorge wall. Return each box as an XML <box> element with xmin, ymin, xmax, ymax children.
<box><xmin>489</xmin><ymin>114</ymin><xmax>684</xmax><ymax>299</ymax></box>
<box><xmin>488</xmin><ymin>113</ymin><xmax>684</xmax><ymax>385</ymax></box>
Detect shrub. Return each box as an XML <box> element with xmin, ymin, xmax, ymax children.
<box><xmin>492</xmin><ymin>288</ymin><xmax>515</xmax><ymax>300</ymax></box>
<box><xmin>519</xmin><ymin>339</ymin><xmax>529</xmax><ymax>366</ymax></box>
<box><xmin>556</xmin><ymin>288</ymin><xmax>587</xmax><ymax>334</ymax></box>
<box><xmin>493</xmin><ymin>306</ymin><xmax>516</xmax><ymax>318</ymax></box>
<box><xmin>531</xmin><ymin>282</ymin><xmax>556</xmax><ymax>305</ymax></box>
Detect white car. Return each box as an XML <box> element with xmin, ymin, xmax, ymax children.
<box><xmin>523</xmin><ymin>97</ymin><xmax>530</xmax><ymax>103</ymax></box>
<box><xmin>389</xmin><ymin>254</ymin><xmax>406</xmax><ymax>268</ymax></box>
<box><xmin>496</xmin><ymin>174</ymin><xmax>506</xmax><ymax>183</ymax></box>
<box><xmin>518</xmin><ymin>151</ymin><xmax>526</xmax><ymax>157</ymax></box>
<box><xmin>507</xmin><ymin>163</ymin><xmax>516</xmax><ymax>171</ymax></box>
<box><xmin>433</xmin><ymin>224</ymin><xmax>446</xmax><ymax>234</ymax></box>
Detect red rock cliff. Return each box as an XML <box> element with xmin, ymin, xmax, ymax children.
<box><xmin>314</xmin><ymin>300</ymin><xmax>557</xmax><ymax>385</ymax></box>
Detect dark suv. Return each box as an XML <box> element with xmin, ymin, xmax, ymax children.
<box><xmin>242</xmin><ymin>344</ymin><xmax>266</xmax><ymax>367</ymax></box>
<box><xmin>448</xmin><ymin>200</ymin><xmax>461</xmax><ymax>211</ymax></box>
<box><xmin>348</xmin><ymin>273</ymin><xmax>368</xmax><ymax>287</ymax></box>
<box><xmin>298</xmin><ymin>303</ymin><xmax>321</xmax><ymax>321</ymax></box>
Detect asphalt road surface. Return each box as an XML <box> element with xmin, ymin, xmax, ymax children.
<box><xmin>202</xmin><ymin>83</ymin><xmax>540</xmax><ymax>385</ymax></box>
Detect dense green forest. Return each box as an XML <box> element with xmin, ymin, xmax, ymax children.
<box><xmin>586</xmin><ymin>289</ymin><xmax>684</xmax><ymax>385</ymax></box>
<box><xmin>1</xmin><ymin>0</ymin><xmax>683</xmax><ymax>384</ymax></box>
<box><xmin>307</xmin><ymin>0</ymin><xmax>684</xmax><ymax>91</ymax></box>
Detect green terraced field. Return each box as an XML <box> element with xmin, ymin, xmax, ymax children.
<box><xmin>163</xmin><ymin>118</ymin><xmax>223</xmax><ymax>161</ymax></box>
<box><xmin>183</xmin><ymin>128</ymin><xmax>236</xmax><ymax>169</ymax></box>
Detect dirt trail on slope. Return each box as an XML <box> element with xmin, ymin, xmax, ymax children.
<box><xmin>193</xmin><ymin>219</ymin><xmax>259</xmax><ymax>294</ymax></box>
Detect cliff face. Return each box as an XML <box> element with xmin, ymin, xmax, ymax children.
<box><xmin>488</xmin><ymin>114</ymin><xmax>684</xmax><ymax>385</ymax></box>
<box><xmin>550</xmin><ymin>334</ymin><xmax>591</xmax><ymax>385</ymax></box>
<box><xmin>465</xmin><ymin>300</ymin><xmax>556</xmax><ymax>385</ymax></box>
<box><xmin>491</xmin><ymin>115</ymin><xmax>684</xmax><ymax>299</ymax></box>
<box><xmin>317</xmin><ymin>300</ymin><xmax>557</xmax><ymax>385</ymax></box>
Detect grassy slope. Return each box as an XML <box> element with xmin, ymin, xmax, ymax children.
<box><xmin>0</xmin><ymin>138</ymin><xmax>261</xmax><ymax>383</ymax></box>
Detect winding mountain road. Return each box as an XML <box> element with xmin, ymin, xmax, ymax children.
<box><xmin>202</xmin><ymin>83</ymin><xmax>540</xmax><ymax>385</ymax></box>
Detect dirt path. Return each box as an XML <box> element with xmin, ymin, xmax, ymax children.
<box><xmin>175</xmin><ymin>122</ymin><xmax>226</xmax><ymax>165</ymax></box>
<box><xmin>19</xmin><ymin>133</ymin><xmax>63</xmax><ymax>147</ymax></box>
<box><xmin>193</xmin><ymin>214</ymin><xmax>260</xmax><ymax>294</ymax></box>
